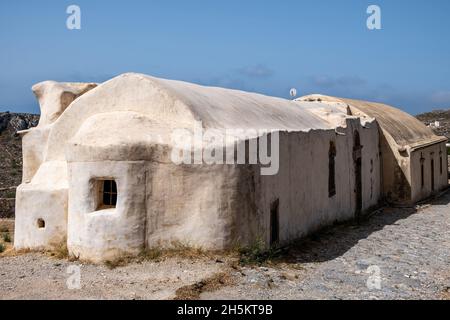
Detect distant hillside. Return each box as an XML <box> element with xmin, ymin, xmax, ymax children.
<box><xmin>416</xmin><ymin>109</ymin><xmax>450</xmax><ymax>139</ymax></box>
<box><xmin>0</xmin><ymin>112</ymin><xmax>39</xmax><ymax>218</ymax></box>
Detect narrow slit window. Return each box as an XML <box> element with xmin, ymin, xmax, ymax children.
<box><xmin>270</xmin><ymin>199</ymin><xmax>279</xmax><ymax>246</ymax></box>
<box><xmin>99</xmin><ymin>180</ymin><xmax>117</xmax><ymax>208</ymax></box>
<box><xmin>421</xmin><ymin>165</ymin><xmax>424</xmax><ymax>188</ymax></box>
<box><xmin>328</xmin><ymin>141</ymin><xmax>337</xmax><ymax>197</ymax></box>
<box><xmin>420</xmin><ymin>153</ymin><xmax>425</xmax><ymax>189</ymax></box>
<box><xmin>431</xmin><ymin>159</ymin><xmax>435</xmax><ymax>191</ymax></box>
<box><xmin>440</xmin><ymin>154</ymin><xmax>443</xmax><ymax>175</ymax></box>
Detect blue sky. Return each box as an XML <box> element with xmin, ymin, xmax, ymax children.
<box><xmin>1</xmin><ymin>0</ymin><xmax>450</xmax><ymax>115</ymax></box>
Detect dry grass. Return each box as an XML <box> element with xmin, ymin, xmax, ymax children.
<box><xmin>1</xmin><ymin>227</ymin><xmax>11</xmax><ymax>244</ymax></box>
<box><xmin>104</xmin><ymin>255</ymin><xmax>135</xmax><ymax>269</ymax></box>
<box><xmin>0</xmin><ymin>246</ymin><xmax>27</xmax><ymax>257</ymax></box>
<box><xmin>46</xmin><ymin>242</ymin><xmax>69</xmax><ymax>260</ymax></box>
<box><xmin>441</xmin><ymin>289</ymin><xmax>450</xmax><ymax>300</ymax></box>
<box><xmin>2</xmin><ymin>232</ymin><xmax>11</xmax><ymax>243</ymax></box>
<box><xmin>174</xmin><ymin>271</ymin><xmax>235</xmax><ymax>300</ymax></box>
<box><xmin>0</xmin><ymin>234</ymin><xmax>72</xmax><ymax>261</ymax></box>
<box><xmin>237</xmin><ymin>238</ymin><xmax>285</xmax><ymax>266</ymax></box>
<box><xmin>0</xmin><ymin>219</ymin><xmax>14</xmax><ymax>234</ymax></box>
<box><xmin>104</xmin><ymin>238</ymin><xmax>290</xmax><ymax>270</ymax></box>
<box><xmin>0</xmin><ymin>221</ymin><xmax>14</xmax><ymax>256</ymax></box>
<box><xmin>150</xmin><ymin>241</ymin><xmax>210</xmax><ymax>260</ymax></box>
<box><xmin>104</xmin><ymin>241</ymin><xmax>213</xmax><ymax>269</ymax></box>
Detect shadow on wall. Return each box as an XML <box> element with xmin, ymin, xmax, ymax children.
<box><xmin>277</xmin><ymin>188</ymin><xmax>450</xmax><ymax>264</ymax></box>
<box><xmin>379</xmin><ymin>133</ymin><xmax>411</xmax><ymax>205</ymax></box>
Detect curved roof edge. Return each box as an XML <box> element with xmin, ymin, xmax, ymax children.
<box><xmin>298</xmin><ymin>94</ymin><xmax>446</xmax><ymax>148</ymax></box>
<box><xmin>134</xmin><ymin>73</ymin><xmax>333</xmax><ymax>131</ymax></box>
<box><xmin>44</xmin><ymin>73</ymin><xmax>335</xmax><ymax>161</ymax></box>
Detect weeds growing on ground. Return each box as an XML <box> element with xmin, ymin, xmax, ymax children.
<box><xmin>174</xmin><ymin>272</ymin><xmax>235</xmax><ymax>300</ymax></box>
<box><xmin>104</xmin><ymin>255</ymin><xmax>134</xmax><ymax>269</ymax></box>
<box><xmin>5</xmin><ymin>190</ymin><xmax>16</xmax><ymax>198</ymax></box>
<box><xmin>138</xmin><ymin>247</ymin><xmax>162</xmax><ymax>261</ymax></box>
<box><xmin>10</xmin><ymin>160</ymin><xmax>19</xmax><ymax>169</ymax></box>
<box><xmin>2</xmin><ymin>233</ymin><xmax>11</xmax><ymax>243</ymax></box>
<box><xmin>104</xmin><ymin>241</ymin><xmax>209</xmax><ymax>269</ymax></box>
<box><xmin>238</xmin><ymin>238</ymin><xmax>284</xmax><ymax>266</ymax></box>
<box><xmin>47</xmin><ymin>241</ymin><xmax>69</xmax><ymax>259</ymax></box>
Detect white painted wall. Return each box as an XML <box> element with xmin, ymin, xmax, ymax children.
<box><xmin>18</xmin><ymin>74</ymin><xmax>442</xmax><ymax>263</ymax></box>
<box><xmin>14</xmin><ymin>161</ymin><xmax>68</xmax><ymax>250</ymax></box>
<box><xmin>67</xmin><ymin>161</ymin><xmax>147</xmax><ymax>262</ymax></box>
<box><xmin>410</xmin><ymin>142</ymin><xmax>449</xmax><ymax>202</ymax></box>
<box><xmin>253</xmin><ymin>118</ymin><xmax>381</xmax><ymax>246</ymax></box>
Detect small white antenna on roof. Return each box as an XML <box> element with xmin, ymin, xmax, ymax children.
<box><xmin>290</xmin><ymin>88</ymin><xmax>297</xmax><ymax>99</ymax></box>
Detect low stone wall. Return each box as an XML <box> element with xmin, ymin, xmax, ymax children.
<box><xmin>0</xmin><ymin>198</ymin><xmax>15</xmax><ymax>219</ymax></box>
<box><xmin>0</xmin><ymin>187</ymin><xmax>16</xmax><ymax>218</ymax></box>
<box><xmin>0</xmin><ymin>199</ymin><xmax>16</xmax><ymax>219</ymax></box>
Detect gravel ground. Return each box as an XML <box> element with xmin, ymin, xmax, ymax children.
<box><xmin>1</xmin><ymin>189</ymin><xmax>449</xmax><ymax>300</ymax></box>
<box><xmin>205</xmin><ymin>189</ymin><xmax>450</xmax><ymax>300</ymax></box>
<box><xmin>0</xmin><ymin>253</ymin><xmax>228</xmax><ymax>300</ymax></box>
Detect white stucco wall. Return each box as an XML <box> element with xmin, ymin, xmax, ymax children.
<box><xmin>20</xmin><ymin>127</ymin><xmax>50</xmax><ymax>183</ymax></box>
<box><xmin>18</xmin><ymin>74</ymin><xmax>443</xmax><ymax>263</ymax></box>
<box><xmin>14</xmin><ymin>161</ymin><xmax>68</xmax><ymax>249</ymax></box>
<box><xmin>410</xmin><ymin>142</ymin><xmax>448</xmax><ymax>203</ymax></box>
<box><xmin>65</xmin><ymin>155</ymin><xmax>257</xmax><ymax>260</ymax></box>
<box><xmin>253</xmin><ymin>118</ymin><xmax>381</xmax><ymax>246</ymax></box>
<box><xmin>67</xmin><ymin>161</ymin><xmax>147</xmax><ymax>262</ymax></box>
<box><xmin>144</xmin><ymin>162</ymin><xmax>246</xmax><ymax>249</ymax></box>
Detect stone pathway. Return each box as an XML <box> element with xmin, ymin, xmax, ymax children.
<box><xmin>204</xmin><ymin>189</ymin><xmax>450</xmax><ymax>300</ymax></box>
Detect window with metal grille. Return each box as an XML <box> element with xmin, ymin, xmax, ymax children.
<box><xmin>99</xmin><ymin>180</ymin><xmax>117</xmax><ymax>208</ymax></box>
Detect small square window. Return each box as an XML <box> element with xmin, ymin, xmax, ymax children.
<box><xmin>37</xmin><ymin>218</ymin><xmax>45</xmax><ymax>229</ymax></box>
<box><xmin>97</xmin><ymin>179</ymin><xmax>117</xmax><ymax>209</ymax></box>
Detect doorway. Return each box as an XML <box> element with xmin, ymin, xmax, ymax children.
<box><xmin>431</xmin><ymin>158</ymin><xmax>435</xmax><ymax>191</ymax></box>
<box><xmin>353</xmin><ymin>131</ymin><xmax>363</xmax><ymax>219</ymax></box>
<box><xmin>270</xmin><ymin>199</ymin><xmax>279</xmax><ymax>246</ymax></box>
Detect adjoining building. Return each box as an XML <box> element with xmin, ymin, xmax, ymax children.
<box><xmin>14</xmin><ymin>74</ymin><xmax>448</xmax><ymax>262</ymax></box>
<box><xmin>298</xmin><ymin>95</ymin><xmax>448</xmax><ymax>204</ymax></box>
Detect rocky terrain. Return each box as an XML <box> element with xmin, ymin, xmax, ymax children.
<box><xmin>416</xmin><ymin>109</ymin><xmax>450</xmax><ymax>173</ymax></box>
<box><xmin>416</xmin><ymin>109</ymin><xmax>450</xmax><ymax>139</ymax></box>
<box><xmin>0</xmin><ymin>112</ymin><xmax>39</xmax><ymax>218</ymax></box>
